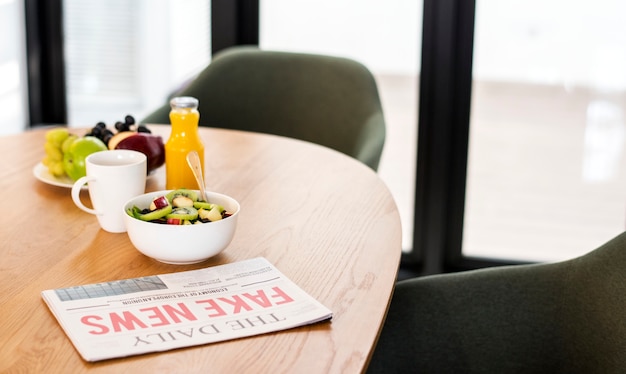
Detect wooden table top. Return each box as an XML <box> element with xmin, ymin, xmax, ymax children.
<box><xmin>0</xmin><ymin>125</ymin><xmax>401</xmax><ymax>373</ymax></box>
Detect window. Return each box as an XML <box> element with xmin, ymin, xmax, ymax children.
<box><xmin>260</xmin><ymin>0</ymin><xmax>422</xmax><ymax>251</ymax></box>
<box><xmin>0</xmin><ymin>0</ymin><xmax>28</xmax><ymax>135</ymax></box>
<box><xmin>464</xmin><ymin>0</ymin><xmax>626</xmax><ymax>262</ymax></box>
<box><xmin>63</xmin><ymin>0</ymin><xmax>211</xmax><ymax>127</ymax></box>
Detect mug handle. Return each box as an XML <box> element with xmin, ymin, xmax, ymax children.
<box><xmin>71</xmin><ymin>176</ymin><xmax>101</xmax><ymax>215</ymax></box>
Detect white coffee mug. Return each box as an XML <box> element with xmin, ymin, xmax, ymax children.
<box><xmin>71</xmin><ymin>150</ymin><xmax>147</xmax><ymax>233</ymax></box>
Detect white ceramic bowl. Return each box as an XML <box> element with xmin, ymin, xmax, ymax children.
<box><xmin>123</xmin><ymin>190</ymin><xmax>240</xmax><ymax>264</ymax></box>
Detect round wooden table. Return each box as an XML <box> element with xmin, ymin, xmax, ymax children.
<box><xmin>0</xmin><ymin>125</ymin><xmax>401</xmax><ymax>373</ymax></box>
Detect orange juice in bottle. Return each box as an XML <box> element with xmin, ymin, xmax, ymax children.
<box><xmin>165</xmin><ymin>96</ymin><xmax>205</xmax><ymax>190</ymax></box>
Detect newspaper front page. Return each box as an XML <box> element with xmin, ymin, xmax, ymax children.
<box><xmin>41</xmin><ymin>257</ymin><xmax>333</xmax><ymax>361</ymax></box>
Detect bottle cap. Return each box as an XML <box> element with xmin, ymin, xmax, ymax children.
<box><xmin>170</xmin><ymin>96</ymin><xmax>199</xmax><ymax>110</ymax></box>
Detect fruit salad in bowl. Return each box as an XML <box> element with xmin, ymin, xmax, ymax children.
<box><xmin>123</xmin><ymin>189</ymin><xmax>240</xmax><ymax>264</ymax></box>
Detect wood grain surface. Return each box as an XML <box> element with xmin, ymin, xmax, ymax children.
<box><xmin>0</xmin><ymin>125</ymin><xmax>401</xmax><ymax>373</ymax></box>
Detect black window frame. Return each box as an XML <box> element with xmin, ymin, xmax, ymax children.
<box><xmin>24</xmin><ymin>0</ymin><xmax>67</xmax><ymax>126</ymax></box>
<box><xmin>402</xmin><ymin>0</ymin><xmax>531</xmax><ymax>277</ymax></box>
<box><xmin>404</xmin><ymin>0</ymin><xmax>477</xmax><ymax>276</ymax></box>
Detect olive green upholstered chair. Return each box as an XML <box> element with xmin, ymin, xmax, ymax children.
<box><xmin>368</xmin><ymin>232</ymin><xmax>626</xmax><ymax>374</ymax></box>
<box><xmin>141</xmin><ymin>46</ymin><xmax>386</xmax><ymax>171</ymax></box>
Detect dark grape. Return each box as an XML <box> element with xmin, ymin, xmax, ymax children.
<box><xmin>87</xmin><ymin>115</ymin><xmax>141</xmax><ymax>145</ymax></box>
<box><xmin>137</xmin><ymin>124</ymin><xmax>151</xmax><ymax>133</ymax></box>
<box><xmin>115</xmin><ymin>121</ymin><xmax>130</xmax><ymax>132</ymax></box>
<box><xmin>90</xmin><ymin>126</ymin><xmax>102</xmax><ymax>137</ymax></box>
<box><xmin>125</xmin><ymin>115</ymin><xmax>135</xmax><ymax>125</ymax></box>
<box><xmin>102</xmin><ymin>132</ymin><xmax>113</xmax><ymax>145</ymax></box>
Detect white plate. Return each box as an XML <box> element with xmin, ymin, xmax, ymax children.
<box><xmin>33</xmin><ymin>162</ymin><xmax>83</xmax><ymax>189</ymax></box>
<box><xmin>33</xmin><ymin>162</ymin><xmax>156</xmax><ymax>189</ymax></box>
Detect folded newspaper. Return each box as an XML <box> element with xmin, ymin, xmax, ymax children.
<box><xmin>41</xmin><ymin>257</ymin><xmax>333</xmax><ymax>361</ymax></box>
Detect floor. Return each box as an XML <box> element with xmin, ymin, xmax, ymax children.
<box><xmin>374</xmin><ymin>75</ymin><xmax>626</xmax><ymax>264</ymax></box>
<box><xmin>373</xmin><ymin>74</ymin><xmax>417</xmax><ymax>253</ymax></box>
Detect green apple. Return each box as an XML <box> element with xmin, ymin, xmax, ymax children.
<box><xmin>61</xmin><ymin>134</ymin><xmax>78</xmax><ymax>154</ymax></box>
<box><xmin>63</xmin><ymin>136</ymin><xmax>107</xmax><ymax>181</ymax></box>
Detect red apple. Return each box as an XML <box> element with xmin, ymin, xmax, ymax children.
<box><xmin>167</xmin><ymin>218</ymin><xmax>183</xmax><ymax>225</ymax></box>
<box><xmin>149</xmin><ymin>196</ymin><xmax>170</xmax><ymax>210</ymax></box>
<box><xmin>115</xmin><ymin>133</ymin><xmax>165</xmax><ymax>173</ymax></box>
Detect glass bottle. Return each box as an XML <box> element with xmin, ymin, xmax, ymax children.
<box><xmin>165</xmin><ymin>96</ymin><xmax>205</xmax><ymax>190</ymax></box>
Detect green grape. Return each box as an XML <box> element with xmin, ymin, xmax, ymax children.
<box><xmin>45</xmin><ymin>128</ymin><xmax>70</xmax><ymax>147</ymax></box>
<box><xmin>43</xmin><ymin>128</ymin><xmax>74</xmax><ymax>179</ymax></box>
<box><xmin>44</xmin><ymin>142</ymin><xmax>63</xmax><ymax>161</ymax></box>
<box><xmin>49</xmin><ymin>161</ymin><xmax>65</xmax><ymax>177</ymax></box>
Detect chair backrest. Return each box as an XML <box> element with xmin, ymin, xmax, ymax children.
<box><xmin>141</xmin><ymin>46</ymin><xmax>386</xmax><ymax>171</ymax></box>
<box><xmin>368</xmin><ymin>232</ymin><xmax>626</xmax><ymax>373</ymax></box>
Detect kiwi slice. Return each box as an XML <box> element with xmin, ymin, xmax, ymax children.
<box><xmin>166</xmin><ymin>206</ymin><xmax>199</xmax><ymax>221</ymax></box>
<box><xmin>166</xmin><ymin>189</ymin><xmax>199</xmax><ymax>204</ymax></box>
<box><xmin>192</xmin><ymin>201</ymin><xmax>225</xmax><ymax>211</ymax></box>
<box><xmin>128</xmin><ymin>204</ymin><xmax>173</xmax><ymax>221</ymax></box>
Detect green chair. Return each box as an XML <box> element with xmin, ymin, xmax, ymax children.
<box><xmin>141</xmin><ymin>46</ymin><xmax>386</xmax><ymax>171</ymax></box>
<box><xmin>368</xmin><ymin>232</ymin><xmax>626</xmax><ymax>373</ymax></box>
